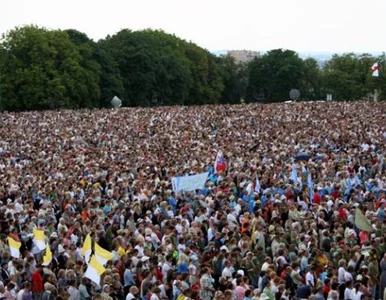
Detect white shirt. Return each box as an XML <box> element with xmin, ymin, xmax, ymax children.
<box><xmin>222</xmin><ymin>267</ymin><xmax>232</xmax><ymax>279</ymax></box>
<box><xmin>338</xmin><ymin>267</ymin><xmax>346</xmax><ymax>284</ymax></box>
<box><xmin>344</xmin><ymin>287</ymin><xmax>354</xmax><ymax>300</ymax></box>
<box><xmin>344</xmin><ymin>271</ymin><xmax>353</xmax><ymax>282</ymax></box>
<box><xmin>126</xmin><ymin>293</ymin><xmax>135</xmax><ymax>300</ymax></box>
<box><xmin>17</xmin><ymin>289</ymin><xmax>25</xmax><ymax>300</ymax></box>
<box><xmin>134</xmin><ymin>245</ymin><xmax>144</xmax><ymax>257</ymax></box>
<box><xmin>354</xmin><ymin>290</ymin><xmax>363</xmax><ymax>300</ymax></box>
<box><xmin>305</xmin><ymin>272</ymin><xmax>315</xmax><ymax>287</ymax></box>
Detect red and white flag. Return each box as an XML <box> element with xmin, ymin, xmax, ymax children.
<box><xmin>214</xmin><ymin>151</ymin><xmax>227</xmax><ymax>173</ymax></box>
<box><xmin>371</xmin><ymin>63</ymin><xmax>379</xmax><ymax>77</ymax></box>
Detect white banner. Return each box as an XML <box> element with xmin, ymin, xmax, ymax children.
<box><xmin>172</xmin><ymin>172</ymin><xmax>209</xmax><ymax>193</ymax></box>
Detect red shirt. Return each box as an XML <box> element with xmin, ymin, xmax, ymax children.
<box><xmin>338</xmin><ymin>208</ymin><xmax>348</xmax><ymax>220</ymax></box>
<box><xmin>31</xmin><ymin>270</ymin><xmax>44</xmax><ymax>293</ymax></box>
<box><xmin>313</xmin><ymin>193</ymin><xmax>321</xmax><ymax>205</ymax></box>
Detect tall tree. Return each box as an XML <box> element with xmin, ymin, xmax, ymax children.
<box><xmin>101</xmin><ymin>29</ymin><xmax>193</xmax><ymax>107</ymax></box>
<box><xmin>302</xmin><ymin>58</ymin><xmax>322</xmax><ymax>100</ymax></box>
<box><xmin>321</xmin><ymin>53</ymin><xmax>378</xmax><ymax>100</ymax></box>
<box><xmin>0</xmin><ymin>26</ymin><xmax>101</xmax><ymax>110</ymax></box>
<box><xmin>246</xmin><ymin>49</ymin><xmax>305</xmax><ymax>102</ymax></box>
<box><xmin>217</xmin><ymin>55</ymin><xmax>247</xmax><ymax>104</ymax></box>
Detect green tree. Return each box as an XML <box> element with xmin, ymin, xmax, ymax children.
<box><xmin>0</xmin><ymin>25</ymin><xmax>101</xmax><ymax>110</ymax></box>
<box><xmin>64</xmin><ymin>29</ymin><xmax>101</xmax><ymax>108</ymax></box>
<box><xmin>375</xmin><ymin>53</ymin><xmax>386</xmax><ymax>99</ymax></box>
<box><xmin>321</xmin><ymin>53</ymin><xmax>377</xmax><ymax>100</ymax></box>
<box><xmin>246</xmin><ymin>49</ymin><xmax>305</xmax><ymax>102</ymax></box>
<box><xmin>302</xmin><ymin>58</ymin><xmax>322</xmax><ymax>100</ymax></box>
<box><xmin>217</xmin><ymin>55</ymin><xmax>247</xmax><ymax>104</ymax></box>
<box><xmin>101</xmin><ymin>29</ymin><xmax>193</xmax><ymax>107</ymax></box>
<box><xmin>65</xmin><ymin>29</ymin><xmax>124</xmax><ymax>108</ymax></box>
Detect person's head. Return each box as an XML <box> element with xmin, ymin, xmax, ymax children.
<box><xmin>152</xmin><ymin>287</ymin><xmax>161</xmax><ymax>295</ymax></box>
<box><xmin>23</xmin><ymin>282</ymin><xmax>31</xmax><ymax>291</ymax></box>
<box><xmin>129</xmin><ymin>286</ymin><xmax>139</xmax><ymax>295</ymax></box>
<box><xmin>92</xmin><ymin>293</ymin><xmax>103</xmax><ymax>300</ymax></box>
<box><xmin>6</xmin><ymin>282</ymin><xmax>15</xmax><ymax>291</ymax></box>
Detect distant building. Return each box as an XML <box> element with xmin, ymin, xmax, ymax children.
<box><xmin>227</xmin><ymin>50</ymin><xmax>261</xmax><ymax>64</ymax></box>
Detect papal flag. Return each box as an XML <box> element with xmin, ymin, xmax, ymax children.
<box><xmin>81</xmin><ymin>234</ymin><xmax>92</xmax><ymax>264</ymax></box>
<box><xmin>355</xmin><ymin>208</ymin><xmax>373</xmax><ymax>232</ymax></box>
<box><xmin>84</xmin><ymin>255</ymin><xmax>106</xmax><ymax>285</ymax></box>
<box><xmin>371</xmin><ymin>63</ymin><xmax>379</xmax><ymax>77</ymax></box>
<box><xmin>8</xmin><ymin>237</ymin><xmax>21</xmax><ymax>258</ymax></box>
<box><xmin>42</xmin><ymin>244</ymin><xmax>52</xmax><ymax>266</ymax></box>
<box><xmin>95</xmin><ymin>243</ymin><xmax>114</xmax><ymax>265</ymax></box>
<box><xmin>33</xmin><ymin>228</ymin><xmax>46</xmax><ymax>251</ymax></box>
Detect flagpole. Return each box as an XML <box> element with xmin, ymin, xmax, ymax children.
<box><xmin>371</xmin><ymin>62</ymin><xmax>380</xmax><ymax>101</ymax></box>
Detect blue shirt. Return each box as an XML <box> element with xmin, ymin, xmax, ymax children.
<box><xmin>124</xmin><ymin>269</ymin><xmax>136</xmax><ymax>287</ymax></box>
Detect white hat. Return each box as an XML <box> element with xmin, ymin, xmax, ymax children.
<box><xmin>259</xmin><ymin>293</ymin><xmax>270</xmax><ymax>300</ymax></box>
<box><xmin>141</xmin><ymin>256</ymin><xmax>150</xmax><ymax>262</ymax></box>
<box><xmin>220</xmin><ymin>245</ymin><xmax>229</xmax><ymax>252</ymax></box>
<box><xmin>50</xmin><ymin>232</ymin><xmax>58</xmax><ymax>239</ymax></box>
<box><xmin>237</xmin><ymin>270</ymin><xmax>244</xmax><ymax>276</ymax></box>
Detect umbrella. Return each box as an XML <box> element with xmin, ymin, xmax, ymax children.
<box><xmin>295</xmin><ymin>153</ymin><xmax>311</xmax><ymax>161</ymax></box>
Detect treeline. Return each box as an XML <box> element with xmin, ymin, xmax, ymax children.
<box><xmin>0</xmin><ymin>25</ymin><xmax>385</xmax><ymax>111</ymax></box>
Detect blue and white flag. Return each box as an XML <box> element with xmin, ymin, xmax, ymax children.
<box><xmin>291</xmin><ymin>164</ymin><xmax>298</xmax><ymax>183</ymax></box>
<box><xmin>307</xmin><ymin>172</ymin><xmax>314</xmax><ymax>201</ymax></box>
<box><xmin>254</xmin><ymin>176</ymin><xmax>261</xmax><ymax>193</ymax></box>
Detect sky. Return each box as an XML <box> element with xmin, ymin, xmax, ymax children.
<box><xmin>1</xmin><ymin>0</ymin><xmax>385</xmax><ymax>53</ymax></box>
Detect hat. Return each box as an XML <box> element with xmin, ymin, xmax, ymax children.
<box><xmin>146</xmin><ymin>210</ymin><xmax>152</xmax><ymax>215</ymax></box>
<box><xmin>141</xmin><ymin>256</ymin><xmax>150</xmax><ymax>262</ymax></box>
<box><xmin>259</xmin><ymin>293</ymin><xmax>270</xmax><ymax>300</ymax></box>
<box><xmin>50</xmin><ymin>232</ymin><xmax>58</xmax><ymax>239</ymax></box>
<box><xmin>220</xmin><ymin>245</ymin><xmax>229</xmax><ymax>252</ymax></box>
<box><xmin>237</xmin><ymin>270</ymin><xmax>244</xmax><ymax>276</ymax></box>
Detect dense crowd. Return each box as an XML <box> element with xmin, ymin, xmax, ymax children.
<box><xmin>0</xmin><ymin>101</ymin><xmax>385</xmax><ymax>300</ymax></box>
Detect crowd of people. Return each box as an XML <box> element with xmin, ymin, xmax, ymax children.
<box><xmin>0</xmin><ymin>101</ymin><xmax>385</xmax><ymax>300</ymax></box>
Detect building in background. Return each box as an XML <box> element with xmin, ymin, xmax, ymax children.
<box><xmin>226</xmin><ymin>50</ymin><xmax>261</xmax><ymax>64</ymax></box>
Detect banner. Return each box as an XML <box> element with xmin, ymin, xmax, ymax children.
<box><xmin>355</xmin><ymin>208</ymin><xmax>373</xmax><ymax>232</ymax></box>
<box><xmin>172</xmin><ymin>172</ymin><xmax>209</xmax><ymax>193</ymax></box>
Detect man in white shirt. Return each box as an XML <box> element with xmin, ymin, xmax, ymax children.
<box><xmin>221</xmin><ymin>260</ymin><xmax>234</xmax><ymax>281</ymax></box>
<box><xmin>305</xmin><ymin>266</ymin><xmax>316</xmax><ymax>288</ymax></box>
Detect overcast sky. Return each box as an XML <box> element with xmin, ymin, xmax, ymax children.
<box><xmin>1</xmin><ymin>0</ymin><xmax>385</xmax><ymax>53</ymax></box>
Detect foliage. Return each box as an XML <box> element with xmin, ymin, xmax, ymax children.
<box><xmin>0</xmin><ymin>26</ymin><xmax>101</xmax><ymax>110</ymax></box>
<box><xmin>217</xmin><ymin>55</ymin><xmax>248</xmax><ymax>104</ymax></box>
<box><xmin>246</xmin><ymin>49</ymin><xmax>305</xmax><ymax>102</ymax></box>
<box><xmin>321</xmin><ymin>53</ymin><xmax>377</xmax><ymax>100</ymax></box>
<box><xmin>0</xmin><ymin>25</ymin><xmax>385</xmax><ymax>111</ymax></box>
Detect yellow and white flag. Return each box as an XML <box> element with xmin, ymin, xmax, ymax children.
<box><xmin>84</xmin><ymin>255</ymin><xmax>105</xmax><ymax>285</ymax></box>
<box><xmin>95</xmin><ymin>242</ymin><xmax>114</xmax><ymax>265</ymax></box>
<box><xmin>7</xmin><ymin>237</ymin><xmax>21</xmax><ymax>258</ymax></box>
<box><xmin>42</xmin><ymin>244</ymin><xmax>52</xmax><ymax>266</ymax></box>
<box><xmin>33</xmin><ymin>228</ymin><xmax>46</xmax><ymax>251</ymax></box>
<box><xmin>82</xmin><ymin>234</ymin><xmax>92</xmax><ymax>264</ymax></box>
